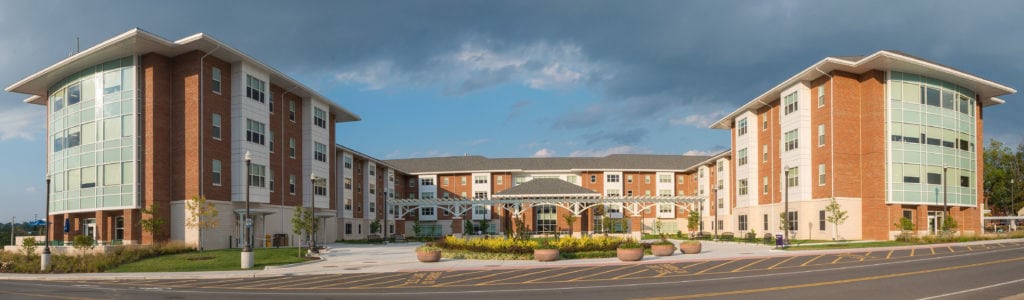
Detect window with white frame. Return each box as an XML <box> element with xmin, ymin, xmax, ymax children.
<box><xmin>787</xmin><ymin>211</ymin><xmax>799</xmax><ymax>231</ymax></box>
<box><xmin>817</xmin><ymin>85</ymin><xmax>825</xmax><ymax>107</ymax></box>
<box><xmin>408</xmin><ymin>178</ymin><xmax>415</xmax><ymax>187</ymax></box>
<box><xmin>211</xmin><ymin>113</ymin><xmax>222</xmax><ymax>140</ymax></box>
<box><xmin>421</xmin><ymin>206</ymin><xmax>435</xmax><ymax>216</ymax></box>
<box><xmin>368</xmin><ymin>183</ymin><xmax>375</xmax><ymax>196</ymax></box>
<box><xmin>738</xmin><ymin>179</ymin><xmax>748</xmax><ymax>195</ymax></box>
<box><xmin>314</xmin><ymin>142</ymin><xmax>327</xmax><ymax>162</ymax></box>
<box><xmin>269</xmin><ymin>131</ymin><xmax>274</xmax><ymax>152</ymax></box>
<box><xmin>658</xmin><ymin>189</ymin><xmax>672</xmax><ymax>197</ymax></box>
<box><xmin>627</xmin><ymin>175</ymin><xmax>634</xmax><ymax>183</ymax></box>
<box><xmin>268</xmin><ymin>171</ymin><xmax>274</xmax><ymax>192</ymax></box>
<box><xmin>738</xmin><ymin>215</ymin><xmax>748</xmax><ymax>231</ymax></box>
<box><xmin>607</xmin><ymin>174</ymin><xmax>620</xmax><ymax>183</ymax></box>
<box><xmin>496</xmin><ymin>176</ymin><xmax>504</xmax><ymax>185</ymax></box>
<box><xmin>314</xmin><ymin>178</ymin><xmax>327</xmax><ymax>196</ymax></box>
<box><xmin>248</xmin><ymin>164</ymin><xmax>266</xmax><ymax>188</ymax></box>
<box><xmin>645</xmin><ymin>175</ymin><xmax>651</xmax><ymax>184</ymax></box>
<box><xmin>819</xmin><ymin>210</ymin><xmax>826</xmax><ymax>231</ymax></box>
<box><xmin>211</xmin><ymin>67</ymin><xmax>221</xmax><ymax>94</ymax></box>
<box><xmin>818</xmin><ymin>124</ymin><xmax>826</xmax><ymax>147</ymax></box>
<box><xmin>344</xmin><ymin>178</ymin><xmax>352</xmax><ymax>190</ymax></box>
<box><xmin>288</xmin><ymin>101</ymin><xmax>296</xmax><ymax>121</ymax></box>
<box><xmin>289</xmin><ymin>138</ymin><xmax>296</xmax><ymax>158</ymax></box>
<box><xmin>658</xmin><ymin>203</ymin><xmax>672</xmax><ymax>214</ymax></box>
<box><xmin>762</xmin><ymin>144</ymin><xmax>768</xmax><ymax>162</ymax></box>
<box><xmin>474</xmin><ymin>192</ymin><xmax>488</xmax><ymax>199</ymax></box>
<box><xmin>783</xmin><ymin>91</ymin><xmax>798</xmax><ymax>115</ymax></box>
<box><xmin>212</xmin><ymin>159</ymin><xmax>222</xmax><ymax>186</ymax></box>
<box><xmin>762</xmin><ymin>176</ymin><xmax>769</xmax><ymax>194</ymax></box>
<box><xmin>344</xmin><ymin>156</ymin><xmax>352</xmax><ymax>169</ymax></box>
<box><xmin>606</xmin><ymin>189</ymin><xmax>621</xmax><ymax>197</ymax></box>
<box><xmin>567</xmin><ymin>175</ymin><xmax>578</xmax><ymax>184</ymax></box>
<box><xmin>269</xmin><ymin>91</ymin><xmax>274</xmax><ymax>113</ymax></box>
<box><xmin>784</xmin><ymin>129</ymin><xmax>799</xmax><ymax>151</ymax></box>
<box><xmin>717</xmin><ymin>161</ymin><xmax>724</xmax><ymax>172</ymax></box>
<box><xmin>762</xmin><ymin>117</ymin><xmax>768</xmax><ymax>131</ymax></box>
<box><xmin>787</xmin><ymin>167</ymin><xmax>799</xmax><ymax>187</ymax></box>
<box><xmin>738</xmin><ymin>148</ymin><xmax>748</xmax><ymax>166</ymax></box>
<box><xmin>717</xmin><ymin>179</ymin><xmax>723</xmax><ymax>190</ymax></box>
<box><xmin>659</xmin><ymin>175</ymin><xmax>671</xmax><ymax>183</ymax></box>
<box><xmin>246</xmin><ymin>119</ymin><xmax>265</xmax><ymax>145</ymax></box>
<box><xmin>474</xmin><ymin>175</ymin><xmax>487</xmax><ymax>184</ymax></box>
<box><xmin>818</xmin><ymin>164</ymin><xmax>826</xmax><ymax>186</ymax></box>
<box><xmin>420</xmin><ymin>192</ymin><xmax>435</xmax><ymax>199</ymax></box>
<box><xmin>514</xmin><ymin>176</ymin><xmax>527</xmax><ymax>186</ymax></box>
<box><xmin>460</xmin><ymin>177</ymin><xmax>467</xmax><ymax>185</ymax></box>
<box><xmin>289</xmin><ymin>175</ymin><xmax>295</xmax><ymax>194</ymax></box>
<box><xmin>738</xmin><ymin>118</ymin><xmax>748</xmax><ymax>136</ymax></box>
<box><xmin>344</xmin><ymin>198</ymin><xmax>352</xmax><ymax>210</ymax></box>
<box><xmin>420</xmin><ymin>178</ymin><xmax>434</xmax><ymax>186</ymax></box>
<box><xmin>590</xmin><ymin>175</ymin><xmax>597</xmax><ymax>183</ymax></box>
<box><xmin>314</xmin><ymin>107</ymin><xmax>327</xmax><ymax>129</ymax></box>
<box><xmin>245</xmin><ymin>74</ymin><xmax>265</xmax><ymax>103</ymax></box>
<box><xmin>442</xmin><ymin>177</ymin><xmax>449</xmax><ymax>186</ymax></box>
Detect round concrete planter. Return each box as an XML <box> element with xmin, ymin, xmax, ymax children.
<box><xmin>416</xmin><ymin>250</ymin><xmax>442</xmax><ymax>262</ymax></box>
<box><xmin>679</xmin><ymin>241</ymin><xmax>702</xmax><ymax>254</ymax></box>
<box><xmin>616</xmin><ymin>248</ymin><xmax>644</xmax><ymax>261</ymax></box>
<box><xmin>651</xmin><ymin>244</ymin><xmax>676</xmax><ymax>256</ymax></box>
<box><xmin>534</xmin><ymin>249</ymin><xmax>560</xmax><ymax>262</ymax></box>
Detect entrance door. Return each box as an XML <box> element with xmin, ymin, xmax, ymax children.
<box><xmin>927</xmin><ymin>212</ymin><xmax>944</xmax><ymax>235</ymax></box>
<box><xmin>84</xmin><ymin>218</ymin><xmax>96</xmax><ymax>239</ymax></box>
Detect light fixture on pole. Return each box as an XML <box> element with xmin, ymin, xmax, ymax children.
<box><xmin>41</xmin><ymin>177</ymin><xmax>51</xmax><ymax>271</ymax></box>
<box><xmin>943</xmin><ymin>166</ymin><xmax>948</xmax><ymax>230</ymax></box>
<box><xmin>309</xmin><ymin>172</ymin><xmax>318</xmax><ymax>255</ymax></box>
<box><xmin>241</xmin><ymin>151</ymin><xmax>254</xmax><ymax>269</ymax></box>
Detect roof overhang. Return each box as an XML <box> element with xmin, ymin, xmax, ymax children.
<box><xmin>711</xmin><ymin>50</ymin><xmax>1016</xmax><ymax>129</ymax></box>
<box><xmin>6</xmin><ymin>28</ymin><xmax>360</xmax><ymax>122</ymax></box>
<box><xmin>680</xmin><ymin>150</ymin><xmax>730</xmax><ymax>173</ymax></box>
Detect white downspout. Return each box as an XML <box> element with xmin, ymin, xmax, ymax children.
<box><xmin>198</xmin><ymin>44</ymin><xmax>220</xmax><ymax>197</ymax></box>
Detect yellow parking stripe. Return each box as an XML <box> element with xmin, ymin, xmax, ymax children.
<box><xmin>433</xmin><ymin>269</ymin><xmax>521</xmax><ymax>287</ymax></box>
<box><xmin>346</xmin><ymin>277</ymin><xmax>408</xmax><ymax>289</ymax></box>
<box><xmin>522</xmin><ymin>266</ymin><xmax>602</xmax><ymax>283</ymax></box>
<box><xmin>476</xmin><ymin>267</ymin><xmax>564</xmax><ymax>285</ymax></box>
<box><xmin>886</xmin><ymin>250</ymin><xmax>894</xmax><ymax>259</ymax></box>
<box><xmin>948</xmin><ymin>246</ymin><xmax>955</xmax><ymax>253</ymax></box>
<box><xmin>800</xmin><ymin>255</ymin><xmax>825</xmax><ymax>267</ymax></box>
<box><xmin>693</xmin><ymin>260</ymin><xmax>738</xmax><ymax>275</ymax></box>
<box><xmin>568</xmin><ymin>265</ymin><xmax>638</xmax><ymax>282</ymax></box>
<box><xmin>612</xmin><ymin>268</ymin><xmax>653</xmax><ymax>280</ymax></box>
<box><xmin>767</xmin><ymin>256</ymin><xmax>797</xmax><ymax>269</ymax></box>
<box><xmin>731</xmin><ymin>258</ymin><xmax>769</xmax><ymax>272</ymax></box>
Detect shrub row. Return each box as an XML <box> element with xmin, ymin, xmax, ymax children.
<box><xmin>0</xmin><ymin>242</ymin><xmax>194</xmax><ymax>273</ymax></box>
<box><xmin>437</xmin><ymin>236</ymin><xmax>626</xmax><ymax>254</ymax></box>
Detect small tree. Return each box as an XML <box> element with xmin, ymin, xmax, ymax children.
<box><xmin>184</xmin><ymin>195</ymin><xmax>219</xmax><ymax>251</ymax></box>
<box><xmin>825</xmin><ymin>198</ymin><xmax>848</xmax><ymax>240</ymax></box>
<box><xmin>370</xmin><ymin>219</ymin><xmax>381</xmax><ymax>235</ymax></box>
<box><xmin>463</xmin><ymin>218</ymin><xmax>473</xmax><ymax>234</ymax></box>
<box><xmin>412</xmin><ymin>220</ymin><xmax>422</xmax><ymax>237</ymax></box>
<box><xmin>477</xmin><ymin>219</ymin><xmax>489</xmax><ymax>235</ymax></box>
<box><xmin>562</xmin><ymin>214</ymin><xmax>577</xmax><ymax>236</ymax></box>
<box><xmin>73</xmin><ymin>234</ymin><xmax>95</xmax><ymax>252</ymax></box>
<box><xmin>687</xmin><ymin>211</ymin><xmax>700</xmax><ymax>236</ymax></box>
<box><xmin>291</xmin><ymin>206</ymin><xmax>317</xmax><ymax>256</ymax></box>
<box><xmin>896</xmin><ymin>217</ymin><xmax>914</xmax><ymax>241</ymax></box>
<box><xmin>654</xmin><ymin>219</ymin><xmax>664</xmax><ymax>235</ymax></box>
<box><xmin>21</xmin><ymin>237</ymin><xmax>37</xmax><ymax>257</ymax></box>
<box><xmin>139</xmin><ymin>202</ymin><xmax>166</xmax><ymax>240</ymax></box>
<box><xmin>942</xmin><ymin>215</ymin><xmax>958</xmax><ymax>232</ymax></box>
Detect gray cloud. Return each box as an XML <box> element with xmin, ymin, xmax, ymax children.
<box><xmin>582</xmin><ymin>128</ymin><xmax>649</xmax><ymax>146</ymax></box>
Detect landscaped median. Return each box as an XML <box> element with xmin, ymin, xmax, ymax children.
<box><xmin>423</xmin><ymin>235</ymin><xmax>701</xmax><ymax>261</ymax></box>
<box><xmin>0</xmin><ymin>242</ymin><xmax>310</xmax><ymax>273</ymax></box>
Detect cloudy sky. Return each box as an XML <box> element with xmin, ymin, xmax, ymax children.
<box><xmin>1</xmin><ymin>1</ymin><xmax>1022</xmax><ymax>222</ymax></box>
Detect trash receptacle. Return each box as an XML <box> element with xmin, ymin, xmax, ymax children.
<box><xmin>775</xmin><ymin>234</ymin><xmax>784</xmax><ymax>247</ymax></box>
<box><xmin>273</xmin><ymin>234</ymin><xmax>288</xmax><ymax>247</ymax></box>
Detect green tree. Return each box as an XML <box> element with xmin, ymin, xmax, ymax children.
<box><xmin>983</xmin><ymin>139</ymin><xmax>1024</xmax><ymax>215</ymax></box>
<box><xmin>184</xmin><ymin>195</ymin><xmax>219</xmax><ymax>251</ymax></box>
<box><xmin>562</xmin><ymin>214</ymin><xmax>577</xmax><ymax>236</ymax></box>
<box><xmin>139</xmin><ymin>202</ymin><xmax>166</xmax><ymax>240</ymax></box>
<box><xmin>825</xmin><ymin>198</ymin><xmax>848</xmax><ymax>240</ymax></box>
<box><xmin>687</xmin><ymin>210</ymin><xmax>700</xmax><ymax>235</ymax></box>
<box><xmin>291</xmin><ymin>206</ymin><xmax>318</xmax><ymax>256</ymax></box>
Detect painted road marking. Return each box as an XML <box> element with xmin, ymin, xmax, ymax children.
<box><xmin>693</xmin><ymin>260</ymin><xmax>738</xmax><ymax>275</ymax></box>
<box><xmin>732</xmin><ymin>258</ymin><xmax>769</xmax><ymax>272</ymax></box>
<box><xmin>886</xmin><ymin>250</ymin><xmax>894</xmax><ymax>259</ymax></box>
<box><xmin>800</xmin><ymin>255</ymin><xmax>825</xmax><ymax>267</ymax></box>
<box><xmin>613</xmin><ymin>268</ymin><xmax>654</xmax><ymax>280</ymax></box>
<box><xmin>649</xmin><ymin>264</ymin><xmax>687</xmax><ymax>277</ymax></box>
<box><xmin>256</xmin><ymin>274</ymin><xmax>351</xmax><ymax>289</ymax></box>
<box><xmin>569</xmin><ymin>265</ymin><xmax>638</xmax><ymax>282</ymax></box>
<box><xmin>521</xmin><ymin>265</ymin><xmax>602</xmax><ymax>283</ymax></box>
<box><xmin>635</xmin><ymin>255</ymin><xmax>1024</xmax><ymax>300</ymax></box>
<box><xmin>767</xmin><ymin>256</ymin><xmax>797</xmax><ymax>269</ymax></box>
<box><xmin>476</xmin><ymin>267</ymin><xmax>563</xmax><ymax>285</ymax></box>
<box><xmin>433</xmin><ymin>269</ymin><xmax>522</xmax><ymax>287</ymax></box>
<box><xmin>313</xmin><ymin>272</ymin><xmax>410</xmax><ymax>289</ymax></box>
<box><xmin>347</xmin><ymin>277</ymin><xmax>409</xmax><ymax>289</ymax></box>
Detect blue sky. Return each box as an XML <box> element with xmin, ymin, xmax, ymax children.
<box><xmin>1</xmin><ymin>1</ymin><xmax>1023</xmax><ymax>222</ymax></box>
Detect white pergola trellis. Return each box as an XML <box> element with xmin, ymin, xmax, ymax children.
<box><xmin>390</xmin><ymin>195</ymin><xmax>707</xmax><ymax>219</ymax></box>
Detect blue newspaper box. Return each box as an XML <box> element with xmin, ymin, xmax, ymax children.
<box><xmin>775</xmin><ymin>234</ymin><xmax>783</xmax><ymax>247</ymax></box>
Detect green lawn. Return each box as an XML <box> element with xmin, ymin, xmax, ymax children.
<box><xmin>108</xmin><ymin>247</ymin><xmax>310</xmax><ymax>272</ymax></box>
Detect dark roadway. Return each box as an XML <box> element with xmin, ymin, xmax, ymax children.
<box><xmin>2</xmin><ymin>242</ymin><xmax>1023</xmax><ymax>300</ymax></box>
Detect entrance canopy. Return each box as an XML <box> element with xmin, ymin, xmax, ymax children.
<box><xmin>390</xmin><ymin>178</ymin><xmax>705</xmax><ymax>218</ymax></box>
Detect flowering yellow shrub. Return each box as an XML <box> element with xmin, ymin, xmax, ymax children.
<box><xmin>438</xmin><ymin>236</ymin><xmax>623</xmax><ymax>254</ymax></box>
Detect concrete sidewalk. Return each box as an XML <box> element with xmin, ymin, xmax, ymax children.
<box><xmin>1</xmin><ymin>238</ymin><xmax>1019</xmax><ymax>281</ymax></box>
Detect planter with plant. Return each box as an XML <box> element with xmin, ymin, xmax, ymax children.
<box><xmin>616</xmin><ymin>238</ymin><xmax>644</xmax><ymax>261</ymax></box>
<box><xmin>533</xmin><ymin>242</ymin><xmax>560</xmax><ymax>262</ymax></box>
<box><xmin>416</xmin><ymin>243</ymin><xmax>443</xmax><ymax>262</ymax></box>
<box><xmin>679</xmin><ymin>239</ymin><xmax>701</xmax><ymax>254</ymax></box>
<box><xmin>650</xmin><ymin>234</ymin><xmax>675</xmax><ymax>256</ymax></box>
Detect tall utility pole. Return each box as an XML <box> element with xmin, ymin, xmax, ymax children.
<box><xmin>10</xmin><ymin>216</ymin><xmax>14</xmax><ymax>246</ymax></box>
<box><xmin>943</xmin><ymin>166</ymin><xmax>948</xmax><ymax>223</ymax></box>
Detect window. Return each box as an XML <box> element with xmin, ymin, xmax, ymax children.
<box><xmin>607</xmin><ymin>174</ymin><xmax>620</xmax><ymax>183</ymax></box>
<box><xmin>960</xmin><ymin>176</ymin><xmax>969</xmax><ymax>188</ymax></box>
<box><xmin>717</xmin><ymin>161</ymin><xmax>724</xmax><ymax>172</ymax></box>
<box><xmin>658</xmin><ymin>203</ymin><xmax>673</xmax><ymax>214</ymax></box>
<box><xmin>474</xmin><ymin>192</ymin><xmax>488</xmax><ymax>199</ymax></box>
<box><xmin>677</xmin><ymin>175</ymin><xmax>684</xmax><ymax>184</ymax></box>
<box><xmin>658</xmin><ymin>189</ymin><xmax>672</xmax><ymax>197</ymax></box>
<box><xmin>738</xmin><ymin>148</ymin><xmax>748</xmax><ymax>166</ymax></box>
<box><xmin>207</xmin><ymin>112</ymin><xmax>220</xmax><ymax>139</ymax></box>
<box><xmin>567</xmin><ymin>175</ymin><xmax>578</xmax><ymax>184</ymax></box>
<box><xmin>590</xmin><ymin>175</ymin><xmax>597</xmax><ymax>183</ymax></box>
<box><xmin>104</xmin><ymin>163</ymin><xmax>121</xmax><ymax>186</ymax></box>
<box><xmin>67</xmin><ymin>83</ymin><xmax>81</xmax><ymax>107</ymax></box>
<box><xmin>818</xmin><ymin>164</ymin><xmax>826</xmax><ymax>186</ymax></box>
<box><xmin>817</xmin><ymin>85</ymin><xmax>825</xmax><ymax>107</ymax></box>
<box><xmin>474</xmin><ymin>176</ymin><xmax>488</xmax><ymax>184</ymax></box>
<box><xmin>659</xmin><ymin>175</ymin><xmax>671</xmax><ymax>183</ymax></box>
<box><xmin>784</xmin><ymin>91</ymin><xmax>798</xmax><ymax>115</ymax></box>
<box><xmin>289</xmin><ymin>175</ymin><xmax>296</xmax><ymax>194</ymax></box>
<box><xmin>535</xmin><ymin>205</ymin><xmax>557</xmax><ymax>233</ymax></box>
<box><xmin>738</xmin><ymin>179</ymin><xmax>748</xmax><ymax>195</ymax></box>
<box><xmin>738</xmin><ymin>215</ymin><xmax>748</xmax><ymax>231</ymax></box>
<box><xmin>408</xmin><ymin>178</ymin><xmax>415</xmax><ymax>187</ymax></box>
<box><xmin>344</xmin><ymin>156</ymin><xmax>352</xmax><ymax>169</ymax></box>
<box><xmin>763</xmin><ymin>214</ymin><xmax>769</xmax><ymax>231</ymax></box>
<box><xmin>212</xmin><ymin>160</ymin><xmax>222</xmax><ymax>186</ymax></box>
<box><xmin>345</xmin><ymin>223</ymin><xmax>352</xmax><ymax>234</ymax></box>
<box><xmin>314</xmin><ymin>179</ymin><xmax>327</xmax><ymax>196</ymax></box>
<box><xmin>245</xmin><ymin>75</ymin><xmax>265</xmax><ymax>103</ymax></box>
<box><xmin>926</xmin><ymin>87</ymin><xmax>940</xmax><ymax>107</ymax></box>
<box><xmin>717</xmin><ymin>179</ymin><xmax>723</xmax><ymax>191</ymax></box>
<box><xmin>421</xmin><ymin>192</ymin><xmax>435</xmax><ymax>199</ymax></box>
<box><xmin>420</xmin><ymin>178</ymin><xmax>434</xmax><ymax>186</ymax></box>
<box><xmin>787</xmin><ymin>211</ymin><xmax>799</xmax><ymax>231</ymax></box>
<box><xmin>786</xmin><ymin>167</ymin><xmax>799</xmax><ymax>187</ymax></box>
<box><xmin>314</xmin><ymin>142</ymin><xmax>327</xmax><ymax>162</ymax></box>
<box><xmin>268</xmin><ymin>172</ymin><xmax>275</xmax><ymax>192</ymax></box>
<box><xmin>819</xmin><ymin>210</ymin><xmax>826</xmax><ymax>231</ymax></box>
<box><xmin>784</xmin><ymin>129</ymin><xmax>799</xmax><ymax>151</ymax></box>
<box><xmin>461</xmin><ymin>177</ymin><xmax>467</xmax><ymax>186</ymax></box>
<box><xmin>738</xmin><ymin>118</ymin><xmax>748</xmax><ymax>136</ymax></box>
<box><xmin>762</xmin><ymin>118</ymin><xmax>768</xmax><ymax>131</ymax></box>
<box><xmin>627</xmin><ymin>175</ymin><xmax>634</xmax><ymax>183</ymax></box>
<box><xmin>762</xmin><ymin>144</ymin><xmax>768</xmax><ymax>162</ymax></box>
<box><xmin>288</xmin><ymin>101</ymin><xmax>296</xmax><ymax>121</ymax></box>
<box><xmin>248</xmin><ymin>164</ymin><xmax>266</xmax><ymax>188</ymax></box>
<box><xmin>927</xmin><ymin>173</ymin><xmax>941</xmax><ymax>185</ymax></box>
<box><xmin>762</xmin><ymin>176</ymin><xmax>769</xmax><ymax>194</ymax></box>
<box><xmin>442</xmin><ymin>177</ymin><xmax>449</xmax><ymax>186</ymax></box>
<box><xmin>817</xmin><ymin>124</ymin><xmax>825</xmax><ymax>147</ymax></box>
<box><xmin>289</xmin><ymin>138</ymin><xmax>296</xmax><ymax>158</ymax></box>
<box><xmin>314</xmin><ymin>107</ymin><xmax>327</xmax><ymax>129</ymax></box>
<box><xmin>903</xmin><ymin>210</ymin><xmax>914</xmax><ymax>221</ymax></box>
<box><xmin>246</xmin><ymin>119</ymin><xmax>265</xmax><ymax>145</ymax></box>
<box><xmin>269</xmin><ymin>91</ymin><xmax>274</xmax><ymax>113</ymax></box>
<box><xmin>114</xmin><ymin>216</ymin><xmax>124</xmax><ymax>240</ymax></box>
<box><xmin>268</xmin><ymin>131</ymin><xmax>274</xmax><ymax>152</ymax></box>
<box><xmin>212</xmin><ymin>67</ymin><xmax>221</xmax><ymax>94</ymax></box>
<box><xmin>343</xmin><ymin>178</ymin><xmax>352</xmax><ymax>190</ymax></box>
<box><xmin>626</xmin><ymin>190</ymin><xmax>633</xmax><ymax>196</ymax></box>
<box><xmin>645</xmin><ymin>175</ymin><xmax>651</xmax><ymax>184</ymax></box>
<box><xmin>606</xmin><ymin>189</ymin><xmax>621</xmax><ymax>197</ymax></box>
<box><xmin>496</xmin><ymin>176</ymin><xmax>504</xmax><ymax>185</ymax></box>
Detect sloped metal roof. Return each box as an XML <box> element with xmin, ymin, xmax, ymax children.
<box><xmin>385</xmin><ymin>154</ymin><xmax>711</xmax><ymax>174</ymax></box>
<box><xmin>493</xmin><ymin>178</ymin><xmax>599</xmax><ymax>197</ymax></box>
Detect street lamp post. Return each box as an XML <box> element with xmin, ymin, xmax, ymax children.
<box><xmin>783</xmin><ymin>167</ymin><xmax>790</xmax><ymax>247</ymax></box>
<box><xmin>309</xmin><ymin>173</ymin><xmax>318</xmax><ymax>255</ymax></box>
<box><xmin>41</xmin><ymin>178</ymin><xmax>51</xmax><ymax>271</ymax></box>
<box><xmin>383</xmin><ymin>196</ymin><xmax>389</xmax><ymax>244</ymax></box>
<box><xmin>241</xmin><ymin>151</ymin><xmax>254</xmax><ymax>269</ymax></box>
<box><xmin>943</xmin><ymin>166</ymin><xmax>948</xmax><ymax>231</ymax></box>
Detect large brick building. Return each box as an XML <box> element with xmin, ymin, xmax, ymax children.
<box><xmin>6</xmin><ymin>30</ymin><xmax>1015</xmax><ymax>246</ymax></box>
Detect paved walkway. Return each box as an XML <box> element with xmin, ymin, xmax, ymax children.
<box><xmin>1</xmin><ymin>238</ymin><xmax>1020</xmax><ymax>281</ymax></box>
